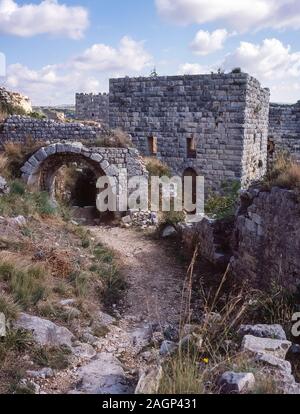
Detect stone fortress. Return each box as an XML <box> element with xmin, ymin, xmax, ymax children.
<box><xmin>0</xmin><ymin>71</ymin><xmax>299</xmax><ymax>193</ymax></box>
<box><xmin>76</xmin><ymin>72</ymin><xmax>300</xmax><ymax>190</ymax></box>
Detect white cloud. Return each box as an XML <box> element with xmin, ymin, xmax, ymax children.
<box><xmin>73</xmin><ymin>36</ymin><xmax>152</xmax><ymax>72</ymax></box>
<box><xmin>223</xmin><ymin>38</ymin><xmax>300</xmax><ymax>102</ymax></box>
<box><xmin>178</xmin><ymin>38</ymin><xmax>300</xmax><ymax>102</ymax></box>
<box><xmin>190</xmin><ymin>29</ymin><xmax>229</xmax><ymax>55</ymax></box>
<box><xmin>156</xmin><ymin>0</ymin><xmax>300</xmax><ymax>32</ymax></box>
<box><xmin>0</xmin><ymin>0</ymin><xmax>89</xmax><ymax>39</ymax></box>
<box><xmin>4</xmin><ymin>36</ymin><xmax>153</xmax><ymax>105</ymax></box>
<box><xmin>178</xmin><ymin>62</ymin><xmax>210</xmax><ymax>75</ymax></box>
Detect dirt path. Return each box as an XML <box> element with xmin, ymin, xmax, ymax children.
<box><xmin>43</xmin><ymin>226</ymin><xmax>187</xmax><ymax>394</ymax></box>
<box><xmin>89</xmin><ymin>226</ymin><xmax>186</xmax><ymax>326</ymax></box>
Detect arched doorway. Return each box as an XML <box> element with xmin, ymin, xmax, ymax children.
<box><xmin>21</xmin><ymin>143</ymin><xmax>119</xmax><ymax>224</ymax></box>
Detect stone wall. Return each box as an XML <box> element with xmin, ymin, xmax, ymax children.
<box><xmin>75</xmin><ymin>93</ymin><xmax>109</xmax><ymax>125</ymax></box>
<box><xmin>180</xmin><ymin>218</ymin><xmax>233</xmax><ymax>269</ymax></box>
<box><xmin>231</xmin><ymin>187</ymin><xmax>300</xmax><ymax>292</ymax></box>
<box><xmin>242</xmin><ymin>78</ymin><xmax>270</xmax><ymax>187</ymax></box>
<box><xmin>109</xmin><ymin>73</ymin><xmax>270</xmax><ymax>191</ymax></box>
<box><xmin>0</xmin><ymin>115</ymin><xmax>103</xmax><ymax>145</ymax></box>
<box><xmin>269</xmin><ymin>102</ymin><xmax>300</xmax><ymax>161</ymax></box>
<box><xmin>0</xmin><ymin>87</ymin><xmax>32</xmax><ymax>114</ymax></box>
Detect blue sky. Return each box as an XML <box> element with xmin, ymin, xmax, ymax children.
<box><xmin>1</xmin><ymin>0</ymin><xmax>300</xmax><ymax>105</ymax></box>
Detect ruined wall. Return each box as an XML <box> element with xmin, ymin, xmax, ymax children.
<box><xmin>242</xmin><ymin>78</ymin><xmax>270</xmax><ymax>187</ymax></box>
<box><xmin>0</xmin><ymin>115</ymin><xmax>103</xmax><ymax>145</ymax></box>
<box><xmin>269</xmin><ymin>102</ymin><xmax>300</xmax><ymax>160</ymax></box>
<box><xmin>75</xmin><ymin>93</ymin><xmax>109</xmax><ymax>125</ymax></box>
<box><xmin>231</xmin><ymin>187</ymin><xmax>300</xmax><ymax>292</ymax></box>
<box><xmin>109</xmin><ymin>73</ymin><xmax>269</xmax><ymax>191</ymax></box>
<box><xmin>0</xmin><ymin>87</ymin><xmax>32</xmax><ymax>114</ymax></box>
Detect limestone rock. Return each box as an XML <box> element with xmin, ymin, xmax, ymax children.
<box><xmin>74</xmin><ymin>353</ymin><xmax>132</xmax><ymax>394</ymax></box>
<box><xmin>93</xmin><ymin>310</ymin><xmax>116</xmax><ymax>327</ymax></box>
<box><xmin>161</xmin><ymin>225</ymin><xmax>177</xmax><ymax>238</ymax></box>
<box><xmin>218</xmin><ymin>372</ymin><xmax>255</xmax><ymax>394</ymax></box>
<box><xmin>135</xmin><ymin>366</ymin><xmax>163</xmax><ymax>394</ymax></box>
<box><xmin>26</xmin><ymin>368</ymin><xmax>54</xmax><ymax>379</ymax></box>
<box><xmin>14</xmin><ymin>313</ymin><xmax>74</xmax><ymax>348</ymax></box>
<box><xmin>72</xmin><ymin>343</ymin><xmax>97</xmax><ymax>360</ymax></box>
<box><xmin>0</xmin><ymin>313</ymin><xmax>6</xmax><ymax>337</ymax></box>
<box><xmin>241</xmin><ymin>335</ymin><xmax>291</xmax><ymax>359</ymax></box>
<box><xmin>255</xmin><ymin>352</ymin><xmax>292</xmax><ymax>374</ymax></box>
<box><xmin>159</xmin><ymin>340</ymin><xmax>178</xmax><ymax>356</ymax></box>
<box><xmin>238</xmin><ymin>324</ymin><xmax>287</xmax><ymax>341</ymax></box>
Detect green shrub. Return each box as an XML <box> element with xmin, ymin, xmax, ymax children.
<box><xmin>0</xmin><ymin>293</ymin><xmax>21</xmax><ymax>321</ymax></box>
<box><xmin>205</xmin><ymin>181</ymin><xmax>240</xmax><ymax>219</ymax></box>
<box><xmin>0</xmin><ymin>259</ymin><xmax>48</xmax><ymax>309</ymax></box>
<box><xmin>32</xmin><ymin>346</ymin><xmax>71</xmax><ymax>370</ymax></box>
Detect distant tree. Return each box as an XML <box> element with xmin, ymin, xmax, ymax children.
<box><xmin>149</xmin><ymin>67</ymin><xmax>158</xmax><ymax>78</ymax></box>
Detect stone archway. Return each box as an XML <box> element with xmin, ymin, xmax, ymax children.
<box><xmin>21</xmin><ymin>142</ymin><xmax>119</xmax><ymax>206</ymax></box>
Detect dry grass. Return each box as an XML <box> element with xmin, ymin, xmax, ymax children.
<box><xmin>265</xmin><ymin>152</ymin><xmax>300</xmax><ymax>191</ymax></box>
<box><xmin>0</xmin><ymin>153</ymin><xmax>8</xmax><ymax>175</ymax></box>
<box><xmin>0</xmin><ymin>252</ymin><xmax>49</xmax><ymax>309</ymax></box>
<box><xmin>144</xmin><ymin>157</ymin><xmax>171</xmax><ymax>177</ymax></box>
<box><xmin>91</xmin><ymin>128</ymin><xmax>133</xmax><ymax>148</ymax></box>
<box><xmin>3</xmin><ymin>139</ymin><xmax>43</xmax><ymax>179</ymax></box>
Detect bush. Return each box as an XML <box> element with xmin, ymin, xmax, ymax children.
<box><xmin>0</xmin><ymin>183</ymin><xmax>56</xmax><ymax>218</ymax></box>
<box><xmin>3</xmin><ymin>139</ymin><xmax>43</xmax><ymax>179</ymax></box>
<box><xmin>265</xmin><ymin>152</ymin><xmax>300</xmax><ymax>191</ymax></box>
<box><xmin>205</xmin><ymin>181</ymin><xmax>240</xmax><ymax>219</ymax></box>
<box><xmin>32</xmin><ymin>346</ymin><xmax>71</xmax><ymax>370</ymax></box>
<box><xmin>0</xmin><ymin>293</ymin><xmax>21</xmax><ymax>321</ymax></box>
<box><xmin>92</xmin><ymin>129</ymin><xmax>133</xmax><ymax>148</ymax></box>
<box><xmin>144</xmin><ymin>157</ymin><xmax>171</xmax><ymax>177</ymax></box>
<box><xmin>0</xmin><ymin>255</ymin><xmax>48</xmax><ymax>308</ymax></box>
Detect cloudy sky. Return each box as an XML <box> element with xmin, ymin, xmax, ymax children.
<box><xmin>1</xmin><ymin>0</ymin><xmax>300</xmax><ymax>105</ymax></box>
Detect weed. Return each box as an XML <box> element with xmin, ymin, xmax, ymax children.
<box><xmin>0</xmin><ymin>293</ymin><xmax>21</xmax><ymax>320</ymax></box>
<box><xmin>32</xmin><ymin>346</ymin><xmax>71</xmax><ymax>370</ymax></box>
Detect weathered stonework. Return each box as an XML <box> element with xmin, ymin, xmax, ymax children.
<box><xmin>76</xmin><ymin>93</ymin><xmax>109</xmax><ymax>125</ymax></box>
<box><xmin>21</xmin><ymin>142</ymin><xmax>147</xmax><ymax>206</ymax></box>
<box><xmin>231</xmin><ymin>187</ymin><xmax>300</xmax><ymax>292</ymax></box>
<box><xmin>269</xmin><ymin>102</ymin><xmax>300</xmax><ymax>161</ymax></box>
<box><xmin>0</xmin><ymin>115</ymin><xmax>103</xmax><ymax>144</ymax></box>
<box><xmin>0</xmin><ymin>87</ymin><xmax>32</xmax><ymax>114</ymax></box>
<box><xmin>109</xmin><ymin>73</ymin><xmax>270</xmax><ymax>191</ymax></box>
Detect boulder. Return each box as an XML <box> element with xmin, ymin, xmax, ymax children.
<box><xmin>255</xmin><ymin>353</ymin><xmax>292</xmax><ymax>374</ymax></box>
<box><xmin>93</xmin><ymin>310</ymin><xmax>116</xmax><ymax>327</ymax></box>
<box><xmin>14</xmin><ymin>313</ymin><xmax>74</xmax><ymax>348</ymax></box>
<box><xmin>73</xmin><ymin>353</ymin><xmax>132</xmax><ymax>394</ymax></box>
<box><xmin>72</xmin><ymin>343</ymin><xmax>97</xmax><ymax>360</ymax></box>
<box><xmin>161</xmin><ymin>225</ymin><xmax>177</xmax><ymax>238</ymax></box>
<box><xmin>238</xmin><ymin>324</ymin><xmax>287</xmax><ymax>341</ymax></box>
<box><xmin>135</xmin><ymin>366</ymin><xmax>163</xmax><ymax>394</ymax></box>
<box><xmin>0</xmin><ymin>313</ymin><xmax>6</xmax><ymax>337</ymax></box>
<box><xmin>241</xmin><ymin>335</ymin><xmax>291</xmax><ymax>359</ymax></box>
<box><xmin>218</xmin><ymin>372</ymin><xmax>255</xmax><ymax>394</ymax></box>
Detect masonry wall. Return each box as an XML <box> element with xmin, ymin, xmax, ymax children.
<box><xmin>269</xmin><ymin>102</ymin><xmax>300</xmax><ymax>160</ymax></box>
<box><xmin>75</xmin><ymin>93</ymin><xmax>109</xmax><ymax>125</ymax></box>
<box><xmin>0</xmin><ymin>115</ymin><xmax>103</xmax><ymax>145</ymax></box>
<box><xmin>242</xmin><ymin>78</ymin><xmax>270</xmax><ymax>187</ymax></box>
<box><xmin>231</xmin><ymin>187</ymin><xmax>300</xmax><ymax>292</ymax></box>
<box><xmin>109</xmin><ymin>73</ymin><xmax>269</xmax><ymax>191</ymax></box>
